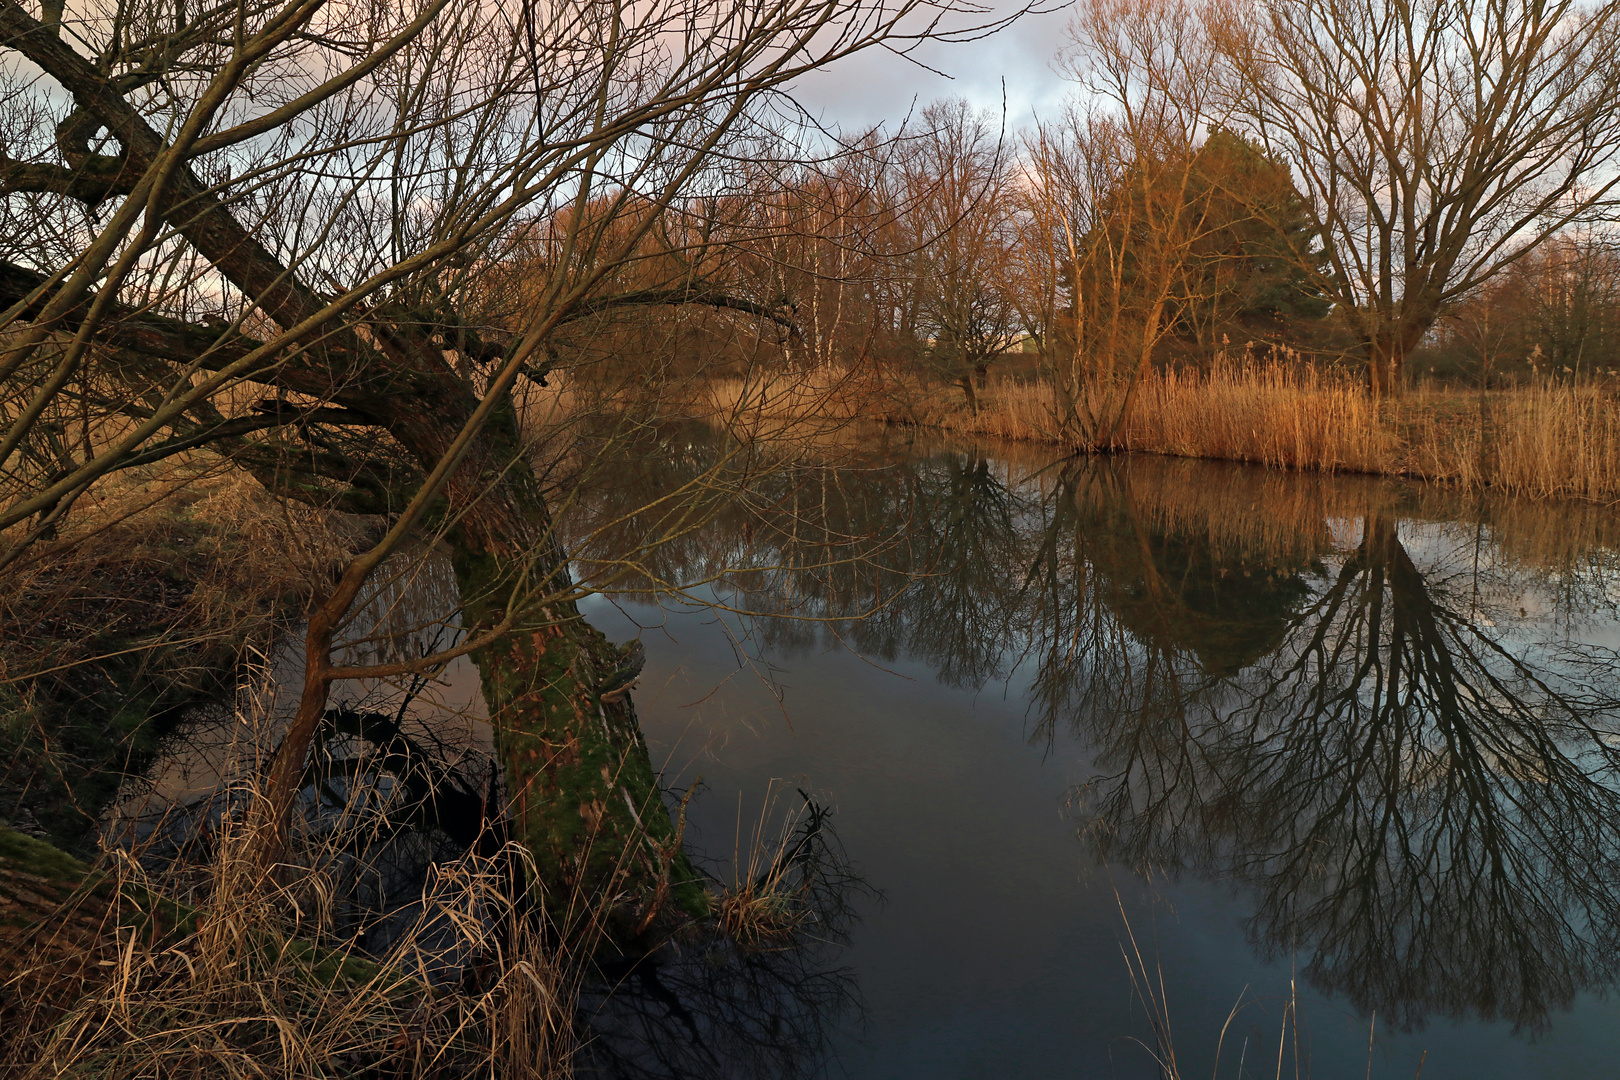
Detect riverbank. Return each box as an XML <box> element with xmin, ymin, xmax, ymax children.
<box><xmin>0</xmin><ymin>462</ymin><xmax>369</xmax><ymax>853</ymax></box>
<box><xmin>701</xmin><ymin>361</ymin><xmax>1620</xmax><ymax>502</ymax></box>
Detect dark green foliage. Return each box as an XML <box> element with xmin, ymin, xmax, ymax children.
<box><xmin>1083</xmin><ymin>128</ymin><xmax>1332</xmax><ymax>364</ymax></box>
<box><xmin>1176</xmin><ymin>130</ymin><xmax>1331</xmax><ymax>337</ymax></box>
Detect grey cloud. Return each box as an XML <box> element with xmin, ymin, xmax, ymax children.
<box><xmin>787</xmin><ymin>6</ymin><xmax>1074</xmax><ymax>134</ymax></box>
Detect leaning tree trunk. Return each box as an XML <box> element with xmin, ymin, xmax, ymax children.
<box><xmin>388</xmin><ymin>403</ymin><xmax>708</xmax><ymax>939</ymax></box>
<box><xmin>0</xmin><ymin>3</ymin><xmax>706</xmax><ymax>939</ymax></box>
<box><xmin>452</xmin><ymin>544</ymin><xmax>709</xmax><ymax>937</ymax></box>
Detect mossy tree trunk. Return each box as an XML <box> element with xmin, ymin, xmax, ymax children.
<box><xmin>382</xmin><ymin>398</ymin><xmax>708</xmax><ymax>935</ymax></box>
<box><xmin>450</xmin><ymin>545</ymin><xmax>709</xmax><ymax>934</ymax></box>
<box><xmin>0</xmin><ymin>0</ymin><xmax>714</xmax><ymax>935</ymax></box>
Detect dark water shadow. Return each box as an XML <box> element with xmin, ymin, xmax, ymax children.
<box><xmin>582</xmin><ymin>424</ymin><xmax>1620</xmax><ymax>1038</ymax></box>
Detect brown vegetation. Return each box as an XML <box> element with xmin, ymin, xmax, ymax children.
<box><xmin>6</xmin><ymin>0</ymin><xmax>1620</xmax><ymax>1070</ymax></box>
<box><xmin>702</xmin><ymin>358</ymin><xmax>1620</xmax><ymax>501</ymax></box>
<box><xmin>2</xmin><ymin>812</ymin><xmax>572</xmax><ymax>1079</ymax></box>
<box><xmin>589</xmin><ymin>0</ymin><xmax>1620</xmax><ymax>468</ymax></box>
<box><xmin>1</xmin><ymin>462</ymin><xmax>367</xmax><ymax>854</ymax></box>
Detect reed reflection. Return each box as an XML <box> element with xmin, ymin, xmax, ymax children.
<box><xmin>583</xmin><ymin>427</ymin><xmax>1620</xmax><ymax>1035</ymax></box>
<box><xmin>1036</xmin><ymin>461</ymin><xmax>1620</xmax><ymax>1033</ymax></box>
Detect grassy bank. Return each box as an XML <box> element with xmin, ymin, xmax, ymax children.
<box><xmin>1</xmin><ymin>462</ymin><xmax>371</xmax><ymax>854</ymax></box>
<box><xmin>2</xmin><ymin>814</ymin><xmax>570</xmax><ymax>1079</ymax></box>
<box><xmin>705</xmin><ymin>361</ymin><xmax>1620</xmax><ymax>501</ymax></box>
<box><xmin>1</xmin><ymin>448</ymin><xmax>854</xmax><ymax>1079</ymax></box>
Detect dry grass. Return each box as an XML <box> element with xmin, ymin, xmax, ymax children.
<box><xmin>1</xmin><ymin>723</ymin><xmax>861</xmax><ymax>1080</ymax></box>
<box><xmin>1</xmin><ymin>457</ymin><xmax>561</xmax><ymax>1077</ymax></box>
<box><xmin>712</xmin><ymin>789</ymin><xmax>817</xmax><ymax>950</ymax></box>
<box><xmin>735</xmin><ymin>360</ymin><xmax>1620</xmax><ymax>501</ymax></box>
<box><xmin>5</xmin><ymin>457</ymin><xmax>369</xmax><ymax>672</ymax></box>
<box><xmin>1120</xmin><ymin>362</ymin><xmax>1395</xmax><ymax>474</ymax></box>
<box><xmin>1</xmin><ymin>459</ymin><xmax>373</xmax><ymax>853</ymax></box>
<box><xmin>708</xmin><ymin>784</ymin><xmax>859</xmax><ymax>955</ymax></box>
<box><xmin>2</xmin><ymin>691</ymin><xmax>576</xmax><ymax>1080</ymax></box>
<box><xmin>5</xmin><ymin>838</ymin><xmax>572</xmax><ymax>1080</ymax></box>
<box><xmin>1399</xmin><ymin>381</ymin><xmax>1620</xmax><ymax>499</ymax></box>
<box><xmin>698</xmin><ymin>362</ymin><xmax>921</xmax><ymax>443</ymax></box>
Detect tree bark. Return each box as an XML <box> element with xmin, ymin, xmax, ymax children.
<box><xmin>448</xmin><ymin>481</ymin><xmax>706</xmax><ymax>932</ymax></box>
<box><xmin>364</xmin><ymin>385</ymin><xmax>708</xmax><ymax>933</ymax></box>
<box><xmin>1365</xmin><ymin>321</ymin><xmax>1424</xmax><ymax>397</ymax></box>
<box><xmin>957</xmin><ymin>373</ymin><xmax>980</xmax><ymax>414</ymax></box>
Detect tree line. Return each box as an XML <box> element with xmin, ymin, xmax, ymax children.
<box><xmin>4</xmin><ymin>0</ymin><xmax>1620</xmax><ymax>945</ymax></box>
<box><xmin>555</xmin><ymin>0</ymin><xmax>1620</xmax><ymax>444</ymax></box>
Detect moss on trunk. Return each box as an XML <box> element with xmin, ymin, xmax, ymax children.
<box><xmin>449</xmin><ymin>546</ymin><xmax>708</xmax><ymax>941</ymax></box>
<box><xmin>364</xmin><ymin>377</ymin><xmax>710</xmax><ymax>939</ymax></box>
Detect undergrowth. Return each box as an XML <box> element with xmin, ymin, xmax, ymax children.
<box><xmin>0</xmin><ymin>459</ymin><xmax>369</xmax><ymax>853</ymax></box>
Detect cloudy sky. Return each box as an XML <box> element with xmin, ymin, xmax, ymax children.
<box><xmin>789</xmin><ymin>4</ymin><xmax>1077</xmax><ymax>134</ymax></box>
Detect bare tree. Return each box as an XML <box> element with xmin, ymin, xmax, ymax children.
<box><xmin>733</xmin><ymin>142</ymin><xmax>903</xmax><ymax>373</ymax></box>
<box><xmin>1213</xmin><ymin>0</ymin><xmax>1620</xmax><ymax>394</ymax></box>
<box><xmin>0</xmin><ymin>0</ymin><xmax>1001</xmax><ymax>928</ymax></box>
<box><xmin>897</xmin><ymin>98</ymin><xmax>1019</xmax><ymax>414</ymax></box>
<box><xmin>1492</xmin><ymin>230</ymin><xmax>1620</xmax><ymax>378</ymax></box>
<box><xmin>1012</xmin><ymin>0</ymin><xmax>1234</xmax><ymax>447</ymax></box>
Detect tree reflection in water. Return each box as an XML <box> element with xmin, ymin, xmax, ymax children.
<box><xmin>1024</xmin><ymin>459</ymin><xmax>1620</xmax><ymax>1033</ymax></box>
<box><xmin>575</xmin><ymin>794</ymin><xmax>865</xmax><ymax>1080</ymax></box>
<box><xmin>586</xmin><ymin>427</ymin><xmax>1620</xmax><ymax>1038</ymax></box>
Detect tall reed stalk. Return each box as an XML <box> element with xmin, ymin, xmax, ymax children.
<box><xmin>4</xmin><ymin>793</ymin><xmax>574</xmax><ymax>1080</ymax></box>
<box><xmin>735</xmin><ymin>359</ymin><xmax>1620</xmax><ymax>501</ymax></box>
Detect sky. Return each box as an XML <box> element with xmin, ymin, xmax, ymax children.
<box><xmin>788</xmin><ymin>2</ymin><xmax>1077</xmax><ymax>135</ymax></box>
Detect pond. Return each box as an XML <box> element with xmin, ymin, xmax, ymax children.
<box><xmin>569</xmin><ymin>430</ymin><xmax>1620</xmax><ymax>1079</ymax></box>
<box><xmin>113</xmin><ymin>428</ymin><xmax>1620</xmax><ymax>1079</ymax></box>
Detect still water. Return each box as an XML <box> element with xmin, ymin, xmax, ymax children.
<box><xmin>115</xmin><ymin>430</ymin><xmax>1620</xmax><ymax>1078</ymax></box>
<box><xmin>567</xmin><ymin>432</ymin><xmax>1620</xmax><ymax>1080</ymax></box>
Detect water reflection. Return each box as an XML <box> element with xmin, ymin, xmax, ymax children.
<box><xmin>577</xmin><ymin>794</ymin><xmax>864</xmax><ymax>1080</ymax></box>
<box><xmin>1069</xmin><ymin>497</ymin><xmax>1620</xmax><ymax>1032</ymax></box>
<box><xmin>114</xmin><ymin>535</ymin><xmax>861</xmax><ymax>1078</ymax></box>
<box><xmin>581</xmin><ymin>427</ymin><xmax>1620</xmax><ymax>1036</ymax></box>
<box><xmin>112</xmin><ymin>423</ymin><xmax>1620</xmax><ymax>1059</ymax></box>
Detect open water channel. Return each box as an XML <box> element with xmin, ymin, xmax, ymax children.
<box><xmin>122</xmin><ymin>428</ymin><xmax>1620</xmax><ymax>1079</ymax></box>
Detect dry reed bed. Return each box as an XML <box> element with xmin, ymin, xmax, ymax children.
<box><xmin>888</xmin><ymin>363</ymin><xmax>1620</xmax><ymax>502</ymax></box>
<box><xmin>2</xmin><ymin>810</ymin><xmax>572</xmax><ymax>1079</ymax></box>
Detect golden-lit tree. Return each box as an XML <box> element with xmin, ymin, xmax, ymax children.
<box><xmin>1213</xmin><ymin>0</ymin><xmax>1620</xmax><ymax>395</ymax></box>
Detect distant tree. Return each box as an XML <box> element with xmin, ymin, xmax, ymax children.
<box><xmin>1161</xmin><ymin>129</ymin><xmax>1329</xmax><ymax>358</ymax></box>
<box><xmin>1012</xmin><ymin>0</ymin><xmax>1230</xmax><ymax>448</ymax></box>
<box><xmin>734</xmin><ymin>144</ymin><xmax>904</xmax><ymax>374</ymax></box>
<box><xmin>1213</xmin><ymin>0</ymin><xmax>1620</xmax><ymax>395</ymax></box>
<box><xmin>1512</xmin><ymin>233</ymin><xmax>1620</xmax><ymax>378</ymax></box>
<box><xmin>898</xmin><ymin>99</ymin><xmax>1020</xmax><ymax>415</ymax></box>
<box><xmin>1432</xmin><ymin>230</ymin><xmax>1620</xmax><ymax>382</ymax></box>
<box><xmin>1056</xmin><ymin>126</ymin><xmax>1331</xmax><ymax>366</ymax></box>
